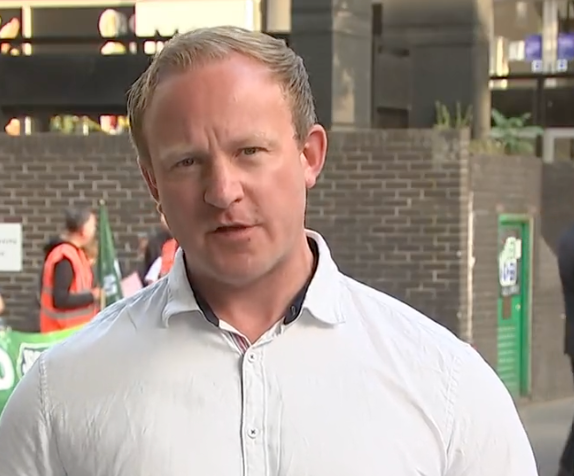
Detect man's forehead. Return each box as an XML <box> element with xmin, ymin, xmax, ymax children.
<box><xmin>153</xmin><ymin>57</ymin><xmax>281</xmax><ymax>103</ymax></box>
<box><xmin>143</xmin><ymin>57</ymin><xmax>294</xmax><ymax>157</ymax></box>
<box><xmin>146</xmin><ymin>68</ymin><xmax>284</xmax><ymax>129</ymax></box>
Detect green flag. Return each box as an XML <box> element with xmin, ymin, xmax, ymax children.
<box><xmin>97</xmin><ymin>200</ymin><xmax>123</xmax><ymax>308</ymax></box>
<box><xmin>0</xmin><ymin>327</ymin><xmax>81</xmax><ymax>415</ymax></box>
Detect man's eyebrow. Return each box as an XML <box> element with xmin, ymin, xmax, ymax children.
<box><xmin>231</xmin><ymin>134</ymin><xmax>278</xmax><ymax>148</ymax></box>
<box><xmin>158</xmin><ymin>135</ymin><xmax>279</xmax><ymax>161</ymax></box>
<box><xmin>159</xmin><ymin>145</ymin><xmax>208</xmax><ymax>162</ymax></box>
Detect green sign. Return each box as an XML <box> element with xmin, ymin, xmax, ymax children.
<box><xmin>97</xmin><ymin>201</ymin><xmax>123</xmax><ymax>307</ymax></box>
<box><xmin>0</xmin><ymin>327</ymin><xmax>80</xmax><ymax>414</ymax></box>
<box><xmin>0</xmin><ymin>202</ymin><xmax>121</xmax><ymax>414</ymax></box>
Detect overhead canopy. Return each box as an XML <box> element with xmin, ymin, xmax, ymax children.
<box><xmin>2</xmin><ymin>1</ymin><xmax>132</xmax><ymax>7</ymax></box>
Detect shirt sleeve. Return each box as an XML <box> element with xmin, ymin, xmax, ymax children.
<box><xmin>52</xmin><ymin>258</ymin><xmax>95</xmax><ymax>309</ymax></box>
<box><xmin>0</xmin><ymin>354</ymin><xmax>65</xmax><ymax>476</ymax></box>
<box><xmin>445</xmin><ymin>346</ymin><xmax>538</xmax><ymax>476</ymax></box>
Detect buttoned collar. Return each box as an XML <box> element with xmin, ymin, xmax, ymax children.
<box><xmin>161</xmin><ymin>230</ymin><xmax>345</xmax><ymax>327</ymax></box>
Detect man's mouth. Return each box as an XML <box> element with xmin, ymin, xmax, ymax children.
<box><xmin>212</xmin><ymin>224</ymin><xmax>253</xmax><ymax>235</ymax></box>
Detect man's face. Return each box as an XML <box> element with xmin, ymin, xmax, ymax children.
<box><xmin>140</xmin><ymin>54</ymin><xmax>327</xmax><ymax>286</ymax></box>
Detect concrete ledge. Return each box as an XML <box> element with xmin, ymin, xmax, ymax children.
<box><xmin>543</xmin><ymin>128</ymin><xmax>574</xmax><ymax>163</ymax></box>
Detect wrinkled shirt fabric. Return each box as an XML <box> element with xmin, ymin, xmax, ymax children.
<box><xmin>0</xmin><ymin>230</ymin><xmax>538</xmax><ymax>476</ymax></box>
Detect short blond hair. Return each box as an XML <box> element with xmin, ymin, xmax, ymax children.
<box><xmin>127</xmin><ymin>26</ymin><xmax>317</xmax><ymax>166</ymax></box>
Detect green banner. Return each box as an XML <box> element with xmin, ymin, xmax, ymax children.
<box><xmin>0</xmin><ymin>202</ymin><xmax>122</xmax><ymax>414</ymax></box>
<box><xmin>0</xmin><ymin>327</ymin><xmax>80</xmax><ymax>414</ymax></box>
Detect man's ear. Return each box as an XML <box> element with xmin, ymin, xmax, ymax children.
<box><xmin>300</xmin><ymin>124</ymin><xmax>328</xmax><ymax>189</ymax></box>
<box><xmin>138</xmin><ymin>158</ymin><xmax>159</xmax><ymax>202</ymax></box>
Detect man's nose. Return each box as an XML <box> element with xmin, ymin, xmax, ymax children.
<box><xmin>203</xmin><ymin>159</ymin><xmax>244</xmax><ymax>209</ymax></box>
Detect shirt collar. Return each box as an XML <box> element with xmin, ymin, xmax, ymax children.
<box><xmin>161</xmin><ymin>229</ymin><xmax>345</xmax><ymax>327</ymax></box>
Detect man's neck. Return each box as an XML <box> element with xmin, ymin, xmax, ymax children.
<box><xmin>188</xmin><ymin>234</ymin><xmax>315</xmax><ymax>343</ymax></box>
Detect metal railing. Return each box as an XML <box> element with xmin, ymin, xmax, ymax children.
<box><xmin>1</xmin><ymin>33</ymin><xmax>176</xmax><ymax>52</ymax></box>
<box><xmin>1</xmin><ymin>31</ymin><xmax>291</xmax><ymax>48</ymax></box>
<box><xmin>490</xmin><ymin>71</ymin><xmax>574</xmax><ymax>127</ymax></box>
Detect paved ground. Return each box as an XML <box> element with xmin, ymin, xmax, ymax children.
<box><xmin>521</xmin><ymin>398</ymin><xmax>574</xmax><ymax>476</ymax></box>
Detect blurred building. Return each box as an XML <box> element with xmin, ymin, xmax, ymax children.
<box><xmin>0</xmin><ymin>0</ymin><xmax>261</xmax><ymax>51</ymax></box>
<box><xmin>1</xmin><ymin>0</ymin><xmax>573</xmax><ymax>136</ymax></box>
<box><xmin>491</xmin><ymin>0</ymin><xmax>574</xmax><ymax>86</ymax></box>
<box><xmin>0</xmin><ymin>0</ymin><xmax>264</xmax><ymax>135</ymax></box>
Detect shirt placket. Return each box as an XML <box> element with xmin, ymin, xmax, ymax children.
<box><xmin>241</xmin><ymin>343</ymin><xmax>268</xmax><ymax>476</ymax></box>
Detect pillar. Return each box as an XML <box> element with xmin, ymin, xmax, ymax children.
<box><xmin>542</xmin><ymin>0</ymin><xmax>559</xmax><ymax>87</ymax></box>
<box><xmin>382</xmin><ymin>0</ymin><xmax>493</xmax><ymax>139</ymax></box>
<box><xmin>290</xmin><ymin>0</ymin><xmax>372</xmax><ymax>129</ymax></box>
<box><xmin>263</xmin><ymin>0</ymin><xmax>291</xmax><ymax>32</ymax></box>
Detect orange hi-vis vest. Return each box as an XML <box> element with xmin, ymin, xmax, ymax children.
<box><xmin>40</xmin><ymin>242</ymin><xmax>97</xmax><ymax>333</ymax></box>
<box><xmin>159</xmin><ymin>238</ymin><xmax>178</xmax><ymax>277</ymax></box>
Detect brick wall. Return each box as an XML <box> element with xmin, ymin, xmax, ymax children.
<box><xmin>469</xmin><ymin>155</ymin><xmax>541</xmax><ymax>369</ymax></box>
<box><xmin>469</xmin><ymin>155</ymin><xmax>574</xmax><ymax>401</ymax></box>
<box><xmin>0</xmin><ymin>131</ymin><xmax>469</xmax><ymax>337</ymax></box>
<box><xmin>536</xmin><ymin>163</ymin><xmax>574</xmax><ymax>399</ymax></box>
<box><xmin>306</xmin><ymin>129</ymin><xmax>470</xmax><ymax>334</ymax></box>
<box><xmin>0</xmin><ymin>135</ymin><xmax>157</xmax><ymax>329</ymax></box>
<box><xmin>2</xmin><ymin>130</ymin><xmax>571</xmax><ymax>401</ymax></box>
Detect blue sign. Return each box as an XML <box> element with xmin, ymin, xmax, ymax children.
<box><xmin>525</xmin><ymin>34</ymin><xmax>543</xmax><ymax>61</ymax></box>
<box><xmin>558</xmin><ymin>33</ymin><xmax>574</xmax><ymax>61</ymax></box>
<box><xmin>500</xmin><ymin>260</ymin><xmax>518</xmax><ymax>287</ymax></box>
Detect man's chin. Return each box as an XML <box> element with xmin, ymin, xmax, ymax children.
<box><xmin>207</xmin><ymin>257</ymin><xmax>274</xmax><ymax>288</ymax></box>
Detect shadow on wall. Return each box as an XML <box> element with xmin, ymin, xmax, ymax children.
<box><xmin>533</xmin><ymin>163</ymin><xmax>574</xmax><ymax>399</ymax></box>
<box><xmin>541</xmin><ymin>163</ymin><xmax>574</xmax><ymax>253</ymax></box>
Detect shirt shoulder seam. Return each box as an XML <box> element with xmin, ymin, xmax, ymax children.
<box><xmin>444</xmin><ymin>350</ymin><xmax>464</xmax><ymax>453</ymax></box>
<box><xmin>39</xmin><ymin>353</ymin><xmax>67</xmax><ymax>469</ymax></box>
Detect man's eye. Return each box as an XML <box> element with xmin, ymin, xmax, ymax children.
<box><xmin>241</xmin><ymin>147</ymin><xmax>260</xmax><ymax>156</ymax></box>
<box><xmin>177</xmin><ymin>158</ymin><xmax>196</xmax><ymax>167</ymax></box>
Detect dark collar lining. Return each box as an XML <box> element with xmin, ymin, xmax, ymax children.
<box><xmin>186</xmin><ymin>238</ymin><xmax>319</xmax><ymax>328</ymax></box>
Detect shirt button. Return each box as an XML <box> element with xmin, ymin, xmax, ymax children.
<box><xmin>247</xmin><ymin>352</ymin><xmax>257</xmax><ymax>363</ymax></box>
<box><xmin>247</xmin><ymin>428</ymin><xmax>258</xmax><ymax>439</ymax></box>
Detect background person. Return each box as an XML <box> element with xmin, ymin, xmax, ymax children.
<box><xmin>158</xmin><ymin>213</ymin><xmax>177</xmax><ymax>278</ymax></box>
<box><xmin>557</xmin><ymin>223</ymin><xmax>574</xmax><ymax>476</ymax></box>
<box><xmin>137</xmin><ymin>214</ymin><xmax>173</xmax><ymax>285</ymax></box>
<box><xmin>38</xmin><ymin>207</ymin><xmax>100</xmax><ymax>333</ymax></box>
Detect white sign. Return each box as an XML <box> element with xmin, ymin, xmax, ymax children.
<box><xmin>499</xmin><ymin>235</ymin><xmax>522</xmax><ymax>293</ymax></box>
<box><xmin>0</xmin><ymin>223</ymin><xmax>23</xmax><ymax>272</ymax></box>
<box><xmin>531</xmin><ymin>60</ymin><xmax>543</xmax><ymax>72</ymax></box>
<box><xmin>0</xmin><ymin>347</ymin><xmax>15</xmax><ymax>391</ymax></box>
<box><xmin>500</xmin><ymin>260</ymin><xmax>518</xmax><ymax>287</ymax></box>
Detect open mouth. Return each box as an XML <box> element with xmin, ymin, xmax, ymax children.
<box><xmin>212</xmin><ymin>224</ymin><xmax>254</xmax><ymax>236</ymax></box>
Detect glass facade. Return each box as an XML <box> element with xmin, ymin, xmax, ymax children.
<box><xmin>0</xmin><ymin>1</ymin><xmax>260</xmax><ymax>135</ymax></box>
<box><xmin>491</xmin><ymin>0</ymin><xmax>574</xmax><ymax>87</ymax></box>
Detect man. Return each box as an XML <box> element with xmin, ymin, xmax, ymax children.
<box><xmin>557</xmin><ymin>223</ymin><xmax>574</xmax><ymax>476</ymax></box>
<box><xmin>0</xmin><ymin>27</ymin><xmax>537</xmax><ymax>475</ymax></box>
<box><xmin>37</xmin><ymin>207</ymin><xmax>100</xmax><ymax>333</ymax></box>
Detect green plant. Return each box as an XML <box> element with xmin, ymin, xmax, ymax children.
<box><xmin>468</xmin><ymin>137</ymin><xmax>505</xmax><ymax>155</ymax></box>
<box><xmin>434</xmin><ymin>101</ymin><xmax>473</xmax><ymax>130</ymax></box>
<box><xmin>489</xmin><ymin>109</ymin><xmax>543</xmax><ymax>155</ymax></box>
